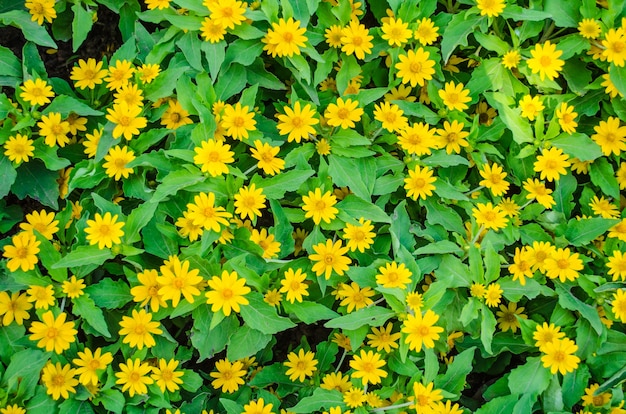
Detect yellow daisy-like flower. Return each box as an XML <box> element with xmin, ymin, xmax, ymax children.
<box><xmin>310</xmin><ymin>239</ymin><xmax>351</xmax><ymax>279</ymax></box>
<box><xmin>518</xmin><ymin>95</ymin><xmax>544</xmax><ymax>121</ymax></box>
<box><xmin>242</xmin><ymin>398</ymin><xmax>275</xmax><ymax>414</ymax></box>
<box><xmin>406</xmin><ymin>291</ymin><xmax>424</xmax><ymax>311</ymax></box>
<box><xmin>592</xmin><ymin>116</ymin><xmax>626</xmax><ymax>156</ymax></box>
<box><xmin>41</xmin><ymin>362</ymin><xmax>78</xmax><ymax>400</ymax></box>
<box><xmin>62</xmin><ymin>275</ymin><xmax>86</xmax><ymax>299</ymax></box>
<box><xmin>612</xmin><ymin>289</ymin><xmax>626</xmax><ymax>322</ymax></box>
<box><xmin>381</xmin><ymin>17</ymin><xmax>412</xmax><ymax>47</ymax></box>
<box><xmin>113</xmin><ymin>82</ymin><xmax>144</xmax><ymax>108</ymax></box>
<box><xmin>157</xmin><ymin>256</ymin><xmax>203</xmax><ymax>307</ymax></box>
<box><xmin>395</xmin><ymin>48</ymin><xmax>436</xmax><ymax>87</ymax></box>
<box><xmin>38</xmin><ymin>112</ymin><xmax>70</xmax><ymax>147</ymax></box>
<box><xmin>103</xmin><ymin>145</ymin><xmax>136</xmax><ymax>181</ymax></box>
<box><xmin>533</xmin><ymin>147</ymin><xmax>570</xmax><ymax>182</ymax></box>
<box><xmin>470</xmin><ymin>283</ymin><xmax>486</xmax><ymax>299</ymax></box>
<box><xmin>540</xmin><ymin>338</ymin><xmax>580</xmax><ymax>375</ymax></box>
<box><xmin>589</xmin><ymin>195</ymin><xmax>620</xmax><ymax>218</ymax></box>
<box><xmin>349</xmin><ymin>349</ymin><xmax>387</xmax><ymax>386</ymax></box>
<box><xmin>205</xmin><ymin>0</ymin><xmax>247</xmax><ymax>29</ymax></box>
<box><xmin>234</xmin><ymin>184</ymin><xmax>266</xmax><ymax>220</ymax></box>
<box><xmin>404</xmin><ymin>165</ymin><xmax>436</xmax><ymax>200</ymax></box>
<box><xmin>137</xmin><ymin>63</ymin><xmax>161</xmax><ymax>83</ymax></box>
<box><xmin>578</xmin><ymin>18</ymin><xmax>601</xmax><ymax>39</ymax></box>
<box><xmin>131</xmin><ymin>269</ymin><xmax>166</xmax><ymax>311</ymax></box>
<box><xmin>73</xmin><ymin>347</ymin><xmax>113</xmax><ymax>386</ymax></box>
<box><xmin>479</xmin><ymin>163</ymin><xmax>510</xmax><ymax>196</ymax></box>
<box><xmin>115</xmin><ymin>358</ymin><xmax>154</xmax><ymax>397</ymax></box>
<box><xmin>85</xmin><ymin>212</ymin><xmax>125</xmax><ymax>249</ymax></box>
<box><xmin>161</xmin><ymin>99</ymin><xmax>192</xmax><ymax>130</ymax></box>
<box><xmin>502</xmin><ymin>50</ymin><xmax>521</xmax><ymax>69</ymax></box>
<box><xmin>25</xmin><ymin>0</ymin><xmax>56</xmax><ymax>25</ymax></box>
<box><xmin>473</xmin><ymin>202</ymin><xmax>508</xmax><ymax>231</ymax></box>
<box><xmin>414</xmin><ymin>17</ymin><xmax>439</xmax><ymax>46</ymax></box>
<box><xmin>484</xmin><ymin>283</ymin><xmax>503</xmax><ymax>307</ymax></box>
<box><xmin>4</xmin><ymin>133</ymin><xmax>35</xmax><ymax>164</ymax></box>
<box><xmin>20</xmin><ymin>209</ymin><xmax>59</xmax><ymax>240</ymax></box>
<box><xmin>250</xmin><ymin>140</ymin><xmax>285</xmax><ymax>175</ymax></box>
<box><xmin>601</xmin><ymin>73</ymin><xmax>624</xmax><ymax>98</ymax></box>
<box><xmin>106</xmin><ymin>101</ymin><xmax>147</xmax><ymax>140</ymax></box>
<box><xmin>367</xmin><ymin>322</ymin><xmax>401</xmax><ymax>353</ymax></box>
<box><xmin>324</xmin><ymin>24</ymin><xmax>343</xmax><ymax>48</ymax></box>
<box><xmin>436</xmin><ymin>120</ymin><xmax>469</xmax><ymax>154</ymax></box>
<box><xmin>325</xmin><ymin>98</ymin><xmax>363</xmax><ymax>129</ymax></box>
<box><xmin>201</xmin><ymin>17</ymin><xmax>227</xmax><ymax>43</ymax></box>
<box><xmin>151</xmin><ymin>358</ymin><xmax>184</xmax><ymax>393</ymax></box>
<box><xmin>70</xmin><ymin>58</ymin><xmax>108</xmax><ymax>89</ymax></box>
<box><xmin>264</xmin><ymin>17</ymin><xmax>308</xmax><ymax>57</ymax></box>
<box><xmin>279</xmin><ymin>268</ymin><xmax>309</xmax><ymax>303</ymax></box>
<box><xmin>373</xmin><ymin>101</ymin><xmax>408</xmax><ymax>132</ymax></box>
<box><xmin>402</xmin><ymin>309</ymin><xmax>444</xmax><ymax>352</ymax></box>
<box><xmin>555</xmin><ymin>102</ymin><xmax>578</xmax><ymax>134</ymax></box>
<box><xmin>3</xmin><ymin>231</ymin><xmax>41</xmax><ymax>272</ymax></box>
<box><xmin>376</xmin><ymin>261</ymin><xmax>412</xmax><ymax>289</ymax></box>
<box><xmin>0</xmin><ymin>404</ymin><xmax>26</xmax><ymax>414</ymax></box>
<box><xmin>193</xmin><ymin>139</ymin><xmax>234</xmax><ymax>177</ymax></box>
<box><xmin>20</xmin><ymin>78</ymin><xmax>54</xmax><ymax>106</ymax></box>
<box><xmin>277</xmin><ymin>101</ymin><xmax>319</xmax><ymax>142</ymax></box>
<box><xmin>509</xmin><ymin>247</ymin><xmax>533</xmax><ymax>286</ymax></box>
<box><xmin>533</xmin><ymin>322</ymin><xmax>565</xmax><ymax>348</ymax></box>
<box><xmin>118</xmin><ymin>308</ymin><xmax>163</xmax><ymax>349</ymax></box>
<box><xmin>338</xmin><ymin>282</ymin><xmax>374</xmax><ymax>313</ymax></box>
<box><xmin>145</xmin><ymin>0</ymin><xmax>170</xmax><ymax>10</ymax></box>
<box><xmin>26</xmin><ymin>284</ymin><xmax>55</xmax><ymax>309</ymax></box>
<box><xmin>29</xmin><ymin>310</ymin><xmax>77</xmax><ymax>354</ymax></box>
<box><xmin>343</xmin><ymin>387</ymin><xmax>366</xmax><ymax>409</ymax></box>
<box><xmin>211</xmin><ymin>358</ymin><xmax>246</xmax><ymax>393</ymax></box>
<box><xmin>412</xmin><ymin>382</ymin><xmax>444</xmax><ymax>412</ymax></box>
<box><xmin>602</xmin><ymin>28</ymin><xmax>626</xmax><ymax>67</ymax></box>
<box><xmin>523</xmin><ymin>178</ymin><xmax>556</xmax><ymax>209</ymax></box>
<box><xmin>187</xmin><ymin>191</ymin><xmax>232</xmax><ymax>232</ymax></box>
<box><xmin>607</xmin><ymin>250</ymin><xmax>626</xmax><ymax>281</ymax></box>
<box><xmin>302</xmin><ymin>188</ymin><xmax>338</xmax><ymax>225</ymax></box>
<box><xmin>343</xmin><ymin>218</ymin><xmax>375</xmax><ymax>253</ymax></box>
<box><xmin>82</xmin><ymin>128</ymin><xmax>101</xmax><ymax>158</ymax></box>
<box><xmin>321</xmin><ymin>372</ymin><xmax>352</xmax><ymax>393</ymax></box>
<box><xmin>284</xmin><ymin>349</ymin><xmax>318</xmax><ymax>382</ymax></box>
<box><xmin>581</xmin><ymin>383</ymin><xmax>612</xmax><ymax>407</ymax></box>
<box><xmin>221</xmin><ymin>102</ymin><xmax>257</xmax><ymax>140</ymax></box>
<box><xmin>397</xmin><ymin>122</ymin><xmax>437</xmax><ymax>156</ymax></box>
<box><xmin>476</xmin><ymin>0</ymin><xmax>506</xmax><ymax>17</ymax></box>
<box><xmin>438</xmin><ymin>81</ymin><xmax>471</xmax><ymax>112</ymax></box>
<box><xmin>0</xmin><ymin>291</ymin><xmax>32</xmax><ymax>326</ymax></box>
<box><xmin>205</xmin><ymin>270</ymin><xmax>251</xmax><ymax>316</ymax></box>
<box><xmin>250</xmin><ymin>228</ymin><xmax>281</xmax><ymax>258</ymax></box>
<box><xmin>495</xmin><ymin>302</ymin><xmax>527</xmax><ymax>333</ymax></box>
<box><xmin>544</xmin><ymin>247</ymin><xmax>583</xmax><ymax>282</ymax></box>
<box><xmin>526</xmin><ymin>40</ymin><xmax>564</xmax><ymax>81</ymax></box>
<box><xmin>104</xmin><ymin>60</ymin><xmax>135</xmax><ymax>91</ymax></box>
<box><xmin>340</xmin><ymin>19</ymin><xmax>373</xmax><ymax>60</ymax></box>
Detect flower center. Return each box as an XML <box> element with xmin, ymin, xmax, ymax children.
<box><xmin>418</xmin><ymin>325</ymin><xmax>430</xmax><ymax>336</ymax></box>
<box><xmin>552</xmin><ymin>350</ymin><xmax>565</xmax><ymax>362</ymax></box>
<box><xmin>337</xmin><ymin>108</ymin><xmax>350</xmax><ymax>119</ymax></box>
<box><xmin>89</xmin><ymin>359</ymin><xmax>101</xmax><ymax>370</ymax></box>
<box><xmin>207</xmin><ymin>151</ymin><xmax>221</xmax><ymax>162</ymax></box>
<box><xmin>15</xmin><ymin>246</ymin><xmax>29</xmax><ymax>259</ymax></box>
<box><xmin>222</xmin><ymin>288</ymin><xmax>233</xmax><ymax>299</ymax></box>
<box><xmin>52</xmin><ymin>374</ymin><xmax>66</xmax><ymax>387</ymax></box>
<box><xmin>98</xmin><ymin>224</ymin><xmax>110</xmax><ymax>236</ymax></box>
<box><xmin>51</xmin><ymin>124</ymin><xmax>64</xmax><ymax>135</ymax></box>
<box><xmin>540</xmin><ymin>55</ymin><xmax>552</xmax><ymax>67</ymax></box>
<box><xmin>118</xmin><ymin>116</ymin><xmax>131</xmax><ymax>126</ymax></box>
<box><xmin>557</xmin><ymin>259</ymin><xmax>570</xmax><ymax>269</ymax></box>
<box><xmin>170</xmin><ymin>113</ymin><xmax>181</xmax><ymax>123</ymax></box>
<box><xmin>414</xmin><ymin>178</ymin><xmax>425</xmax><ymax>188</ymax></box>
<box><xmin>47</xmin><ymin>327</ymin><xmax>58</xmax><ymax>338</ymax></box>
<box><xmin>324</xmin><ymin>254</ymin><xmax>335</xmax><ymax>264</ymax></box>
<box><xmin>410</xmin><ymin>62</ymin><xmax>422</xmax><ymax>73</ymax></box>
<box><xmin>233</xmin><ymin>116</ymin><xmax>245</xmax><ymax>127</ymax></box>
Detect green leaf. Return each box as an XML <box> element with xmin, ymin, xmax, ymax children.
<box><xmin>501</xmin><ymin>5</ymin><xmax>551</xmax><ymax>20</ymax></box>
<box><xmin>33</xmin><ymin>143</ymin><xmax>71</xmax><ymax>170</ymax></box>
<box><xmin>150</xmin><ymin>168</ymin><xmax>205</xmax><ymax>203</ymax></box>
<box><xmin>610</xmin><ymin>64</ymin><xmax>626</xmax><ymax>98</ymax></box>
<box><xmin>414</xmin><ymin>240</ymin><xmax>463</xmax><ymax>256</ymax></box>
<box><xmin>562</xmin><ymin>363</ymin><xmax>591</xmax><ymax>409</ymax></box>
<box><xmin>555</xmin><ymin>283</ymin><xmax>604</xmax><ymax>335</ymax></box>
<box><xmin>422</xmin><ymin>152</ymin><xmax>470</xmax><ymax>168</ymax></box>
<box><xmin>544</xmin><ymin>0</ymin><xmax>580</xmax><ymax>27</ymax></box>
<box><xmin>435</xmin><ymin>347</ymin><xmax>475</xmax><ymax>396</ymax></box>
<box><xmin>12</xmin><ymin>160</ymin><xmax>60</xmax><ymax>209</ymax></box>
<box><xmin>0</xmin><ymin>45</ymin><xmax>21</xmax><ymax>77</ymax></box>
<box><xmin>1</xmin><ymin>349</ymin><xmax>49</xmax><ymax>400</ymax></box>
<box><xmin>84</xmin><ymin>278</ymin><xmax>132</xmax><ymax>309</ymax></box>
<box><xmin>0</xmin><ymin>156</ymin><xmax>17</xmax><ymax>199</ymax></box>
<box><xmin>480</xmin><ymin>303</ymin><xmax>497</xmax><ymax>355</ymax></box>
<box><xmin>0</xmin><ymin>325</ymin><xmax>26</xmax><ymax>362</ymax></box>
<box><xmin>240</xmin><ymin>293</ymin><xmax>296</xmax><ymax>335</ymax></box>
<box><xmin>202</xmin><ymin>40</ymin><xmax>226</xmax><ymax>82</ymax></box>
<box><xmin>215</xmin><ymin>63</ymin><xmax>248</xmax><ymax>101</ymax></box>
<box><xmin>336</xmin><ymin>54</ymin><xmax>361</xmax><ymax>95</ymax></box>
<box><xmin>43</xmin><ymin>95</ymin><xmax>104</xmax><ymax>117</ymax></box>
<box><xmin>563</xmin><ymin>217</ymin><xmax>619</xmax><ymax>246</ymax></box>
<box><xmin>336</xmin><ymin>194</ymin><xmax>391</xmax><ymax>223</ymax></box>
<box><xmin>142</xmin><ymin>220</ymin><xmax>180</xmax><ymax>259</ymax></box>
<box><xmin>473</xmin><ymin>32</ymin><xmax>509</xmax><ymax>55</ymax></box>
<box><xmin>124</xmin><ymin>201</ymin><xmax>159</xmax><ymax>244</ymax></box>
<box><xmin>191</xmin><ymin>306</ymin><xmax>239</xmax><ymax>362</ymax></box>
<box><xmin>484</xmin><ymin>92</ymin><xmax>534</xmax><ymax>144</ymax></box>
<box><xmin>476</xmin><ymin>395</ymin><xmax>519</xmax><ymax>414</ymax></box>
<box><xmin>52</xmin><ymin>245</ymin><xmax>114</xmax><ymax>269</ymax></box>
<box><xmin>324</xmin><ymin>306</ymin><xmax>395</xmax><ymax>330</ymax></box>
<box><xmin>283</xmin><ymin>301</ymin><xmax>340</xmax><ymax>324</ymax></box>
<box><xmin>328</xmin><ymin>155</ymin><xmax>376</xmax><ymax>201</ymax></box>
<box><xmin>145</xmin><ymin>64</ymin><xmax>190</xmax><ymax>102</ymax></box>
<box><xmin>422</xmin><ymin>198</ymin><xmax>464</xmax><ymax>233</ymax></box>
<box><xmin>252</xmin><ymin>169</ymin><xmax>315</xmax><ymax>199</ymax></box>
<box><xmin>389</xmin><ymin>200</ymin><xmax>415</xmax><ymax>250</ymax></box>
<box><xmin>73</xmin><ymin>294</ymin><xmax>111</xmax><ymax>337</ymax></box>
<box><xmin>220</xmin><ymin>398</ymin><xmax>243</xmax><ymax>414</ymax></box>
<box><xmin>551</xmin><ymin>133</ymin><xmax>602</xmax><ymax>162</ymax></box>
<box><xmin>589</xmin><ymin>157</ymin><xmax>620</xmax><ymax>199</ymax></box>
<box><xmin>176</xmin><ymin>31</ymin><xmax>203</xmax><ymax>71</ymax></box>
<box><xmin>223</xmin><ymin>38</ymin><xmax>264</xmax><ymax>68</ymax></box>
<box><xmin>0</xmin><ymin>11</ymin><xmax>57</xmax><ymax>48</ymax></box>
<box><xmin>441</xmin><ymin>11</ymin><xmax>483</xmax><ymax>63</ymax></box>
<box><xmin>93</xmin><ymin>389</ymin><xmax>125</xmax><ymax>414</ymax></box>
<box><xmin>290</xmin><ymin>388</ymin><xmax>344</xmax><ymax>413</ymax></box>
<box><xmin>226</xmin><ymin>325</ymin><xmax>272</xmax><ymax>360</ymax></box>
<box><xmin>553</xmin><ymin>173</ymin><xmax>576</xmax><ymax>217</ymax></box>
<box><xmin>71</xmin><ymin>4</ymin><xmax>94</xmax><ymax>52</ymax></box>
<box><xmin>435</xmin><ymin>255</ymin><xmax>471</xmax><ymax>288</ymax></box>
<box><xmin>270</xmin><ymin>198</ymin><xmax>295</xmax><ymax>258</ymax></box>
<box><xmin>507</xmin><ymin>356</ymin><xmax>552</xmax><ymax>396</ymax></box>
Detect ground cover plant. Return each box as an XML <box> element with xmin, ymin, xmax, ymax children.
<box><xmin>1</xmin><ymin>0</ymin><xmax>626</xmax><ymax>412</ymax></box>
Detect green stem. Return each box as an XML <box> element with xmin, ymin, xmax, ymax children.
<box><xmin>371</xmin><ymin>401</ymin><xmax>415</xmax><ymax>412</ymax></box>
<box><xmin>539</xmin><ymin>21</ymin><xmax>556</xmax><ymax>43</ymax></box>
<box><xmin>470</xmin><ymin>225</ymin><xmax>485</xmax><ymax>246</ymax></box>
<box><xmin>335</xmin><ymin>348</ymin><xmax>348</xmax><ymax>373</ymax></box>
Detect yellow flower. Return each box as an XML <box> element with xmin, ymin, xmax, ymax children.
<box><xmin>578</xmin><ymin>18</ymin><xmax>601</xmax><ymax>39</ymax></box>
<box><xmin>321</xmin><ymin>372</ymin><xmax>352</xmax><ymax>393</ymax></box>
<box><xmin>310</xmin><ymin>239</ymin><xmax>351</xmax><ymax>279</ymax></box>
<box><xmin>404</xmin><ymin>165</ymin><xmax>436</xmax><ymax>200</ymax></box>
<box><xmin>502</xmin><ymin>50</ymin><xmax>521</xmax><ymax>69</ymax></box>
<box><xmin>157</xmin><ymin>256</ymin><xmax>203</xmax><ymax>307</ymax></box>
<box><xmin>70</xmin><ymin>58</ymin><xmax>107</xmax><ymax>89</ymax></box>
<box><xmin>545</xmin><ymin>247</ymin><xmax>583</xmax><ymax>282</ymax></box>
<box><xmin>119</xmin><ymin>308</ymin><xmax>162</xmax><ymax>349</ymax></box>
<box><xmin>402</xmin><ymin>309</ymin><xmax>444</xmax><ymax>352</ymax></box>
<box><xmin>221</xmin><ymin>102</ymin><xmax>256</xmax><ymax>140</ymax></box>
<box><xmin>131</xmin><ymin>269</ymin><xmax>167</xmax><ymax>311</ymax></box>
<box><xmin>193</xmin><ymin>139</ymin><xmax>234</xmax><ymax>177</ymax></box>
<box><xmin>470</xmin><ymin>283</ymin><xmax>486</xmax><ymax>299</ymax></box>
<box><xmin>0</xmin><ymin>404</ymin><xmax>26</xmax><ymax>414</ymax></box>
<box><xmin>211</xmin><ymin>358</ymin><xmax>246</xmax><ymax>393</ymax></box>
<box><xmin>151</xmin><ymin>358</ymin><xmax>184</xmax><ymax>393</ymax></box>
<box><xmin>105</xmin><ymin>60</ymin><xmax>135</xmax><ymax>91</ymax></box>
<box><xmin>509</xmin><ymin>247</ymin><xmax>533</xmax><ymax>286</ymax></box>
<box><xmin>277</xmin><ymin>101</ymin><xmax>318</xmax><ymax>142</ymax></box>
<box><xmin>518</xmin><ymin>95</ymin><xmax>544</xmax><ymax>121</ymax></box>
<box><xmin>385</xmin><ymin>84</ymin><xmax>415</xmax><ymax>102</ymax></box>
<box><xmin>484</xmin><ymin>283</ymin><xmax>503</xmax><ymax>307</ymax></box>
<box><xmin>113</xmin><ymin>83</ymin><xmax>144</xmax><ymax>108</ymax></box>
<box><xmin>60</xmin><ymin>275</ymin><xmax>84</xmax><ymax>299</ymax></box>
<box><xmin>205</xmin><ymin>270</ymin><xmax>251</xmax><ymax>316</ymax></box>
<box><xmin>29</xmin><ymin>310</ymin><xmax>77</xmax><ymax>353</ymax></box>
<box><xmin>556</xmin><ymin>102</ymin><xmax>578</xmax><ymax>134</ymax></box>
<box><xmin>205</xmin><ymin>0</ymin><xmax>247</xmax><ymax>29</ymax></box>
<box><xmin>496</xmin><ymin>302</ymin><xmax>527</xmax><ymax>333</ymax></box>
<box><xmin>85</xmin><ymin>212</ymin><xmax>125</xmax><ymax>249</ymax></box>
<box><xmin>367</xmin><ymin>323</ymin><xmax>401</xmax><ymax>353</ymax></box>
<box><xmin>373</xmin><ymin>101</ymin><xmax>408</xmax><ymax>132</ymax></box>
<box><xmin>472</xmin><ymin>202</ymin><xmax>508</xmax><ymax>231</ymax></box>
<box><xmin>589</xmin><ymin>195</ymin><xmax>620</xmax><ymax>218</ymax></box>
<box><xmin>533</xmin><ymin>147</ymin><xmax>570</xmax><ymax>182</ymax></box>
<box><xmin>250</xmin><ymin>140</ymin><xmax>285</xmax><ymax>175</ymax></box>
<box><xmin>175</xmin><ymin>210</ymin><xmax>204</xmax><ymax>242</ymax></box>
<box><xmin>338</xmin><ymin>282</ymin><xmax>374</xmax><ymax>313</ymax></box>
<box><xmin>73</xmin><ymin>347</ymin><xmax>113</xmax><ymax>386</ymax></box>
<box><xmin>0</xmin><ymin>291</ymin><xmax>32</xmax><ymax>326</ymax></box>
<box><xmin>395</xmin><ymin>48</ymin><xmax>436</xmax><ymax>87</ymax></box>
<box><xmin>284</xmin><ymin>349</ymin><xmax>318</xmax><ymax>382</ymax></box>
<box><xmin>82</xmin><ymin>128</ymin><xmax>101</xmax><ymax>158</ymax></box>
<box><xmin>601</xmin><ymin>73</ymin><xmax>624</xmax><ymax>98</ymax></box>
<box><xmin>343</xmin><ymin>218</ymin><xmax>375</xmax><ymax>253</ymax></box>
<box><xmin>41</xmin><ymin>362</ymin><xmax>78</xmax><ymax>400</ymax></box>
<box><xmin>349</xmin><ymin>349</ymin><xmax>387</xmax><ymax>386</ymax></box>
<box><xmin>201</xmin><ymin>17</ymin><xmax>227</xmax><ymax>43</ymax></box>
<box><xmin>316</xmin><ymin>138</ymin><xmax>331</xmax><ymax>155</ymax></box>
<box><xmin>376</xmin><ymin>261</ymin><xmax>412</xmax><ymax>289</ymax></box>
<box><xmin>397</xmin><ymin>122</ymin><xmax>437</xmax><ymax>156</ymax></box>
<box><xmin>20</xmin><ymin>78</ymin><xmax>54</xmax><ymax>106</ymax></box>
<box><xmin>20</xmin><ymin>209</ymin><xmax>59</xmax><ymax>240</ymax></box>
<box><xmin>609</xmin><ymin>219</ymin><xmax>626</xmax><ymax>242</ymax></box>
<box><xmin>186</xmin><ymin>191</ymin><xmax>232</xmax><ymax>232</ymax></box>
<box><xmin>476</xmin><ymin>0</ymin><xmax>506</xmax><ymax>17</ymax></box>
<box><xmin>533</xmin><ymin>322</ymin><xmax>565</xmax><ymax>348</ymax></box>
<box><xmin>523</xmin><ymin>178</ymin><xmax>555</xmax><ymax>209</ymax></box>
<box><xmin>242</xmin><ymin>398</ymin><xmax>275</xmax><ymax>414</ymax></box>
<box><xmin>602</xmin><ymin>28</ymin><xmax>626</xmax><ymax>67</ymax></box>
<box><xmin>343</xmin><ymin>387</ymin><xmax>366</xmax><ymax>408</ymax></box>
<box><xmin>607</xmin><ymin>251</ymin><xmax>626</xmax><ymax>282</ymax></box>
<box><xmin>325</xmin><ymin>24</ymin><xmax>343</xmax><ymax>48</ymax></box>
<box><xmin>234</xmin><ymin>184</ymin><xmax>266</xmax><ymax>220</ymax></box>
<box><xmin>161</xmin><ymin>99</ymin><xmax>192</xmax><ymax>129</ymax></box>
<box><xmin>438</xmin><ymin>81</ymin><xmax>471</xmax><ymax>112</ymax></box>
<box><xmin>540</xmin><ymin>338</ymin><xmax>580</xmax><ymax>374</ymax></box>
<box><xmin>264</xmin><ymin>17</ymin><xmax>307</xmax><ymax>57</ymax></box>
<box><xmin>324</xmin><ymin>98</ymin><xmax>363</xmax><ymax>129</ymax></box>
<box><xmin>103</xmin><ymin>145</ymin><xmax>136</xmax><ymax>181</ymax></box>
<box><xmin>106</xmin><ymin>101</ymin><xmax>147</xmax><ymax>140</ymax></box>
<box><xmin>581</xmin><ymin>383</ymin><xmax>612</xmax><ymax>407</ymax></box>
<box><xmin>406</xmin><ymin>291</ymin><xmax>424</xmax><ymax>310</ymax></box>
<box><xmin>115</xmin><ymin>358</ymin><xmax>154</xmax><ymax>397</ymax></box>
<box><xmin>145</xmin><ymin>0</ymin><xmax>171</xmax><ymax>9</ymax></box>
<box><xmin>381</xmin><ymin>17</ymin><xmax>412</xmax><ymax>47</ymax></box>
<box><xmin>526</xmin><ymin>40</ymin><xmax>564</xmax><ymax>81</ymax></box>
<box><xmin>340</xmin><ymin>19</ymin><xmax>373</xmax><ymax>59</ymax></box>
<box><xmin>592</xmin><ymin>116</ymin><xmax>626</xmax><ymax>156</ymax></box>
<box><xmin>436</xmin><ymin>120</ymin><xmax>469</xmax><ymax>154</ymax></box>
<box><xmin>3</xmin><ymin>133</ymin><xmax>35</xmax><ymax>164</ymax></box>
<box><xmin>25</xmin><ymin>0</ymin><xmax>56</xmax><ymax>25</ymax></box>
<box><xmin>612</xmin><ymin>289</ymin><xmax>626</xmax><ymax>322</ymax></box>
<box><xmin>479</xmin><ymin>163</ymin><xmax>510</xmax><ymax>196</ymax></box>
<box><xmin>302</xmin><ymin>188</ymin><xmax>338</xmax><ymax>225</ymax></box>
<box><xmin>38</xmin><ymin>112</ymin><xmax>70</xmax><ymax>147</ymax></box>
<box><xmin>412</xmin><ymin>381</ymin><xmax>443</xmax><ymax>411</ymax></box>
<box><xmin>137</xmin><ymin>63</ymin><xmax>161</xmax><ymax>83</ymax></box>
<box><xmin>2</xmin><ymin>231</ymin><xmax>41</xmax><ymax>272</ymax></box>
<box><xmin>250</xmin><ymin>228</ymin><xmax>281</xmax><ymax>258</ymax></box>
<box><xmin>414</xmin><ymin>17</ymin><xmax>439</xmax><ymax>46</ymax></box>
<box><xmin>26</xmin><ymin>284</ymin><xmax>55</xmax><ymax>309</ymax></box>
<box><xmin>279</xmin><ymin>268</ymin><xmax>309</xmax><ymax>303</ymax></box>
